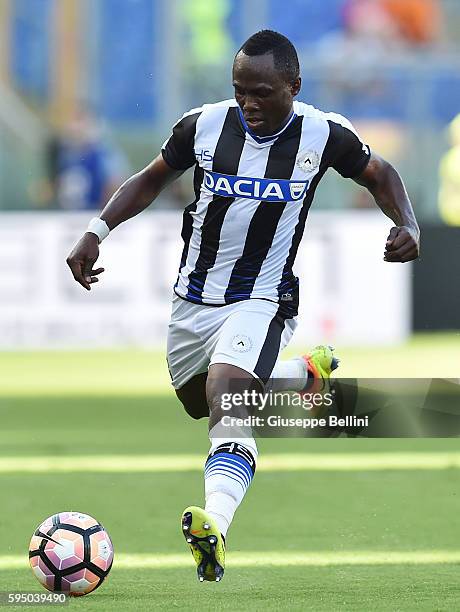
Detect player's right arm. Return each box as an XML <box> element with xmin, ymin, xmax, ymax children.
<box><xmin>66</xmin><ymin>155</ymin><xmax>182</xmax><ymax>290</ymax></box>
<box><xmin>67</xmin><ymin>108</ymin><xmax>200</xmax><ymax>290</ymax></box>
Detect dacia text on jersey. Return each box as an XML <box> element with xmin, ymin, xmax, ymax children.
<box><xmin>203</xmin><ymin>170</ymin><xmax>310</xmax><ymax>202</ymax></box>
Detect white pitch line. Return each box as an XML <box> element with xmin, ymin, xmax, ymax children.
<box><xmin>3</xmin><ymin>551</ymin><xmax>460</xmax><ymax>570</ymax></box>
<box><xmin>1</xmin><ymin>453</ymin><xmax>460</xmax><ymax>473</ymax></box>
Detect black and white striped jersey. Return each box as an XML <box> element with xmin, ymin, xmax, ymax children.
<box><xmin>162</xmin><ymin>99</ymin><xmax>370</xmax><ymax>315</ymax></box>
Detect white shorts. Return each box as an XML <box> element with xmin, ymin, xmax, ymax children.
<box><xmin>167</xmin><ymin>294</ymin><xmax>297</xmax><ymax>389</ymax></box>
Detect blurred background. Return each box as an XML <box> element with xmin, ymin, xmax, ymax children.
<box><xmin>1</xmin><ymin>6</ymin><xmax>459</xmax><ymax>606</ymax></box>
<box><xmin>0</xmin><ymin>0</ymin><xmax>459</xmax><ymax>361</ymax></box>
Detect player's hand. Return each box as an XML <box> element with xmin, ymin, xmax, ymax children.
<box><xmin>384</xmin><ymin>226</ymin><xmax>420</xmax><ymax>263</ymax></box>
<box><xmin>66</xmin><ymin>232</ymin><xmax>105</xmax><ymax>291</ymax></box>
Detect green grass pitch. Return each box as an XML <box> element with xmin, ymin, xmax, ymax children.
<box><xmin>0</xmin><ymin>333</ymin><xmax>459</xmax><ymax>610</ymax></box>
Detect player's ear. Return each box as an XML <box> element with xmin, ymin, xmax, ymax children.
<box><xmin>291</xmin><ymin>77</ymin><xmax>301</xmax><ymax>97</ymax></box>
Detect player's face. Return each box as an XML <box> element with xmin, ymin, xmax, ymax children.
<box><xmin>232</xmin><ymin>51</ymin><xmax>301</xmax><ymax>136</ymax></box>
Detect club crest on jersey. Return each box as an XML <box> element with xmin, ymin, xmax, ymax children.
<box><xmin>296</xmin><ymin>149</ymin><xmax>320</xmax><ymax>174</ymax></box>
<box><xmin>203</xmin><ymin>170</ymin><xmax>309</xmax><ymax>202</ymax></box>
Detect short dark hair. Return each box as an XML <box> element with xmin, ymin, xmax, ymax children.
<box><xmin>236</xmin><ymin>30</ymin><xmax>300</xmax><ymax>83</ymax></box>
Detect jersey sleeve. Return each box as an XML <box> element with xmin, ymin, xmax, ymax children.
<box><xmin>327</xmin><ymin>114</ymin><xmax>371</xmax><ymax>179</ymax></box>
<box><xmin>161</xmin><ymin>110</ymin><xmax>201</xmax><ymax>171</ymax></box>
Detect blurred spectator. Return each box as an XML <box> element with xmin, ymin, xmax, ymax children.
<box><xmin>382</xmin><ymin>0</ymin><xmax>441</xmax><ymax>47</ymax></box>
<box><xmin>182</xmin><ymin>0</ymin><xmax>232</xmax><ymax>65</ymax></box>
<box><xmin>343</xmin><ymin>0</ymin><xmax>399</xmax><ymax>48</ymax></box>
<box><xmin>319</xmin><ymin>0</ymin><xmax>442</xmax><ymax>67</ymax></box>
<box><xmin>46</xmin><ymin>106</ymin><xmax>128</xmax><ymax>210</ymax></box>
<box><xmin>438</xmin><ymin>113</ymin><xmax>460</xmax><ymax>226</ymax></box>
<box><xmin>343</xmin><ymin>0</ymin><xmax>441</xmax><ymax>48</ymax></box>
<box><xmin>317</xmin><ymin>0</ymin><xmax>398</xmax><ymax>89</ymax></box>
<box><xmin>316</xmin><ymin>0</ymin><xmax>394</xmax><ymax>119</ymax></box>
<box><xmin>182</xmin><ymin>0</ymin><xmax>233</xmax><ymax>105</ymax></box>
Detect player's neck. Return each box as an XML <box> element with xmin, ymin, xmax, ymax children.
<box><xmin>260</xmin><ymin>107</ymin><xmax>296</xmax><ymax>139</ymax></box>
<box><xmin>273</xmin><ymin>107</ymin><xmax>295</xmax><ymax>134</ymax></box>
<box><xmin>239</xmin><ymin>106</ymin><xmax>296</xmax><ymax>142</ymax></box>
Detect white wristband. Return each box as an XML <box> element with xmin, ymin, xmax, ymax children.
<box><xmin>87</xmin><ymin>217</ymin><xmax>110</xmax><ymax>243</ymax></box>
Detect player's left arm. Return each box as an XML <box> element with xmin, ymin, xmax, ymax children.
<box><xmin>354</xmin><ymin>153</ymin><xmax>420</xmax><ymax>263</ymax></box>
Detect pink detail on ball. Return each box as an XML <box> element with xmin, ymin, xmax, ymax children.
<box><xmin>61</xmin><ymin>569</ymin><xmax>100</xmax><ymax>596</ymax></box>
<box><xmin>58</xmin><ymin>512</ymin><xmax>99</xmax><ymax>529</ymax></box>
<box><xmin>89</xmin><ymin>530</ymin><xmax>114</xmax><ymax>571</ymax></box>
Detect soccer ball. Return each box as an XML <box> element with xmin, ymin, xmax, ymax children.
<box><xmin>29</xmin><ymin>511</ymin><xmax>113</xmax><ymax>596</ymax></box>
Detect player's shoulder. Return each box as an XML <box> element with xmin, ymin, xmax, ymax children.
<box><xmin>180</xmin><ymin>99</ymin><xmax>237</xmax><ymax>121</ymax></box>
<box><xmin>294</xmin><ymin>101</ymin><xmax>358</xmax><ymax>135</ymax></box>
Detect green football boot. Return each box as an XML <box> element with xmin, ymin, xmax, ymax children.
<box><xmin>299</xmin><ymin>345</ymin><xmax>340</xmax><ymax>418</ymax></box>
<box><xmin>303</xmin><ymin>344</ymin><xmax>340</xmax><ymax>389</ymax></box>
<box><xmin>181</xmin><ymin>506</ymin><xmax>225</xmax><ymax>582</ymax></box>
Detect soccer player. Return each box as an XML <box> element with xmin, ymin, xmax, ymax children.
<box><xmin>66</xmin><ymin>30</ymin><xmax>420</xmax><ymax>582</ymax></box>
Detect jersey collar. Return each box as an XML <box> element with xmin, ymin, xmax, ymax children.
<box><xmin>237</xmin><ymin>107</ymin><xmax>297</xmax><ymax>144</ymax></box>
